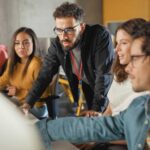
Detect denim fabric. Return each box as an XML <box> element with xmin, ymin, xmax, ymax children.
<box><xmin>36</xmin><ymin>94</ymin><xmax>150</xmax><ymax>150</ymax></box>
<box><xmin>36</xmin><ymin>119</ymin><xmax>51</xmax><ymax>150</ymax></box>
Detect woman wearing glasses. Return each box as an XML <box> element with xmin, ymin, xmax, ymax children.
<box><xmin>0</xmin><ymin>27</ymin><xmax>50</xmax><ymax>119</ymax></box>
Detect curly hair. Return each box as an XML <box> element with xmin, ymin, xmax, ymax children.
<box><xmin>112</xmin><ymin>18</ymin><xmax>146</xmax><ymax>83</ymax></box>
<box><xmin>53</xmin><ymin>2</ymin><xmax>85</xmax><ymax>22</ymax></box>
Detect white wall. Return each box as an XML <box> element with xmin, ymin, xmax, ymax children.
<box><xmin>0</xmin><ymin>0</ymin><xmax>102</xmax><ymax>49</ymax></box>
<box><xmin>0</xmin><ymin>0</ymin><xmax>20</xmax><ymax>45</ymax></box>
<box><xmin>18</xmin><ymin>0</ymin><xmax>76</xmax><ymax>37</ymax></box>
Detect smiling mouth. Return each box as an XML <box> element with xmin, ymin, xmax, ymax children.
<box><xmin>119</xmin><ymin>55</ymin><xmax>123</xmax><ymax>58</ymax></box>
<box><xmin>119</xmin><ymin>55</ymin><xmax>124</xmax><ymax>59</ymax></box>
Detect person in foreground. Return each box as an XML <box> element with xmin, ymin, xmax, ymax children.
<box><xmin>22</xmin><ymin>2</ymin><xmax>114</xmax><ymax>115</ymax></box>
<box><xmin>36</xmin><ymin>22</ymin><xmax>150</xmax><ymax>150</ymax></box>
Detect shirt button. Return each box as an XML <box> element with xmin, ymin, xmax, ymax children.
<box><xmin>138</xmin><ymin>143</ymin><xmax>142</xmax><ymax>148</ymax></box>
<box><xmin>144</xmin><ymin>120</ymin><xmax>148</xmax><ymax>125</ymax></box>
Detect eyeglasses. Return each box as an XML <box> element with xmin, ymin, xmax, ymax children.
<box><xmin>14</xmin><ymin>40</ymin><xmax>32</xmax><ymax>48</ymax></box>
<box><xmin>130</xmin><ymin>54</ymin><xmax>147</xmax><ymax>67</ymax></box>
<box><xmin>53</xmin><ymin>24</ymin><xmax>79</xmax><ymax>35</ymax></box>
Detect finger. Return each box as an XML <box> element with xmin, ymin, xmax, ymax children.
<box><xmin>22</xmin><ymin>108</ymin><xmax>29</xmax><ymax>116</ymax></box>
<box><xmin>85</xmin><ymin>113</ymin><xmax>90</xmax><ymax>117</ymax></box>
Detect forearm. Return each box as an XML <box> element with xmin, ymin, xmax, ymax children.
<box><xmin>36</xmin><ymin>116</ymin><xmax>123</xmax><ymax>150</ymax></box>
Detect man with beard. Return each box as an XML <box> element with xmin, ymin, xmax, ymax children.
<box><xmin>22</xmin><ymin>2</ymin><xmax>114</xmax><ymax>116</ymax></box>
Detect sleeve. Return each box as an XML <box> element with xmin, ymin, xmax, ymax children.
<box><xmin>26</xmin><ymin>40</ymin><xmax>60</xmax><ymax>107</ymax></box>
<box><xmin>92</xmin><ymin>27</ymin><xmax>114</xmax><ymax>112</ymax></box>
<box><xmin>36</xmin><ymin>113</ymin><xmax>125</xmax><ymax>150</ymax></box>
<box><xmin>31</xmin><ymin>58</ymin><xmax>42</xmax><ymax>80</ymax></box>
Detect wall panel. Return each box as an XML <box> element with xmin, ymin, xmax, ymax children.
<box><xmin>103</xmin><ymin>0</ymin><xmax>150</xmax><ymax>25</ymax></box>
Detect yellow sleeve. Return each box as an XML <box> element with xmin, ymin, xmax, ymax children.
<box><xmin>27</xmin><ymin>57</ymin><xmax>42</xmax><ymax>81</ymax></box>
<box><xmin>30</xmin><ymin>57</ymin><xmax>51</xmax><ymax>98</ymax></box>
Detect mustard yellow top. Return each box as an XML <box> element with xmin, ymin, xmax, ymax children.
<box><xmin>0</xmin><ymin>56</ymin><xmax>50</xmax><ymax>107</ymax></box>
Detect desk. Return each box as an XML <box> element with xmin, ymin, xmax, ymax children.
<box><xmin>58</xmin><ymin>76</ymin><xmax>74</xmax><ymax>103</ymax></box>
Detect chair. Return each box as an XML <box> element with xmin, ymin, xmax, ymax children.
<box><xmin>58</xmin><ymin>66</ymin><xmax>85</xmax><ymax>116</ymax></box>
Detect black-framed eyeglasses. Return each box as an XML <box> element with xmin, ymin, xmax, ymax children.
<box><xmin>130</xmin><ymin>54</ymin><xmax>147</xmax><ymax>67</ymax></box>
<box><xmin>53</xmin><ymin>24</ymin><xmax>79</xmax><ymax>35</ymax></box>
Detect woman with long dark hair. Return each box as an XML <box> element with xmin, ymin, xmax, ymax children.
<box><xmin>0</xmin><ymin>27</ymin><xmax>50</xmax><ymax>118</ymax></box>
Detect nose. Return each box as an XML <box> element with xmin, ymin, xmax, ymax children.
<box><xmin>115</xmin><ymin>44</ymin><xmax>121</xmax><ymax>53</ymax></box>
<box><xmin>62</xmin><ymin>31</ymin><xmax>68</xmax><ymax>37</ymax></box>
<box><xmin>18</xmin><ymin>42</ymin><xmax>25</xmax><ymax>48</ymax></box>
<box><xmin>61</xmin><ymin>32</ymin><xmax>69</xmax><ymax>40</ymax></box>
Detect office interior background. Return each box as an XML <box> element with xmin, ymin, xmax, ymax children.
<box><xmin>0</xmin><ymin>0</ymin><xmax>150</xmax><ymax>48</ymax></box>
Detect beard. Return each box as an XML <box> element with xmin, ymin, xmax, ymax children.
<box><xmin>60</xmin><ymin>33</ymin><xmax>82</xmax><ymax>52</ymax></box>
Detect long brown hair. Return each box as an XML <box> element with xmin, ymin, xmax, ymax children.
<box><xmin>112</xmin><ymin>18</ymin><xmax>146</xmax><ymax>83</ymax></box>
<box><xmin>9</xmin><ymin>27</ymin><xmax>39</xmax><ymax>77</ymax></box>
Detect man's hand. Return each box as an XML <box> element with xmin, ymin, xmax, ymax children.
<box><xmin>80</xmin><ymin>110</ymin><xmax>102</xmax><ymax>117</ymax></box>
<box><xmin>21</xmin><ymin>103</ymin><xmax>31</xmax><ymax>115</ymax></box>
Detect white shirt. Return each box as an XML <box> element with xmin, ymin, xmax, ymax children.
<box><xmin>108</xmin><ymin>79</ymin><xmax>148</xmax><ymax>115</ymax></box>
